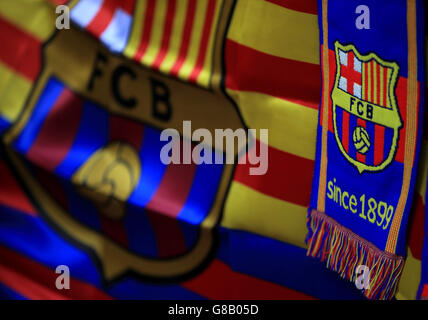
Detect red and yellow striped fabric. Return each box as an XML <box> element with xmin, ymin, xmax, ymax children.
<box><xmin>0</xmin><ymin>0</ymin><xmax>426</xmax><ymax>300</ymax></box>
<box><xmin>123</xmin><ymin>0</ymin><xmax>223</xmax><ymax>87</ymax></box>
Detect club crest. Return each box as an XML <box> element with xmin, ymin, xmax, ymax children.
<box><xmin>331</xmin><ymin>41</ymin><xmax>402</xmax><ymax>173</ymax></box>
<box><xmin>3</xmin><ymin>3</ymin><xmax>242</xmax><ymax>282</ymax></box>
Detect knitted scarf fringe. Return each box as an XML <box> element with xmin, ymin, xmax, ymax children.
<box><xmin>306</xmin><ymin>209</ymin><xmax>404</xmax><ymax>300</ymax></box>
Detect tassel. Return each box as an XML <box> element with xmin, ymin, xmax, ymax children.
<box><xmin>306</xmin><ymin>210</ymin><xmax>404</xmax><ymax>300</ymax></box>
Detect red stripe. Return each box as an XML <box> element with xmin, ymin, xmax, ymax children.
<box><xmin>383</xmin><ymin>66</ymin><xmax>387</xmax><ymax>106</ymax></box>
<box><xmin>356</xmin><ymin>118</ymin><xmax>366</xmax><ymax>163</ymax></box>
<box><xmin>182</xmin><ymin>259</ymin><xmax>315</xmax><ymax>299</ymax></box>
<box><xmin>0</xmin><ymin>263</ymin><xmax>67</xmax><ymax>300</ymax></box>
<box><xmin>86</xmin><ymin>0</ymin><xmax>117</xmax><ymax>37</ymax></box>
<box><xmin>100</xmin><ymin>216</ymin><xmax>128</xmax><ymax>247</ymax></box>
<box><xmin>364</xmin><ymin>59</ymin><xmax>369</xmax><ymax>101</ymax></box>
<box><xmin>0</xmin><ymin>15</ymin><xmax>41</xmax><ymax>81</ymax></box>
<box><xmin>101</xmin><ymin>116</ymin><xmax>145</xmax><ymax>248</ymax></box>
<box><xmin>0</xmin><ymin>161</ymin><xmax>36</xmax><ymax>215</ymax></box>
<box><xmin>118</xmin><ymin>0</ymin><xmax>136</xmax><ymax>15</ymax></box>
<box><xmin>0</xmin><ymin>245</ymin><xmax>112</xmax><ymax>300</ymax></box>
<box><xmin>226</xmin><ymin>39</ymin><xmax>321</xmax><ymax>110</ymax></box>
<box><xmin>109</xmin><ymin>115</ymin><xmax>144</xmax><ymax>150</ymax></box>
<box><xmin>265</xmin><ymin>0</ymin><xmax>317</xmax><ymax>15</ymax></box>
<box><xmin>342</xmin><ymin>110</ymin><xmax>350</xmax><ymax>153</ymax></box>
<box><xmin>234</xmin><ymin>140</ymin><xmax>314</xmax><ymax>207</ymax></box>
<box><xmin>422</xmin><ymin>285</ymin><xmax>428</xmax><ymax>299</ymax></box>
<box><xmin>376</xmin><ymin>63</ymin><xmax>381</xmax><ymax>105</ymax></box>
<box><xmin>407</xmin><ymin>194</ymin><xmax>424</xmax><ymax>260</ymax></box>
<box><xmin>26</xmin><ymin>88</ymin><xmax>83</xmax><ymax>172</ymax></box>
<box><xmin>48</xmin><ymin>0</ymin><xmax>68</xmax><ymax>4</ymax></box>
<box><xmin>35</xmin><ymin>167</ymin><xmax>69</xmax><ymax>210</ymax></box>
<box><xmin>370</xmin><ymin>61</ymin><xmax>374</xmax><ymax>103</ymax></box>
<box><xmin>145</xmin><ymin>159</ymin><xmax>197</xmax><ymax>257</ymax></box>
<box><xmin>395</xmin><ymin>77</ymin><xmax>407</xmax><ymax>163</ymax></box>
<box><xmin>170</xmin><ymin>0</ymin><xmax>197</xmax><ymax>77</ymax></box>
<box><xmin>134</xmin><ymin>0</ymin><xmax>156</xmax><ymax>61</ymax></box>
<box><xmin>146</xmin><ymin>163</ymin><xmax>196</xmax><ymax>219</ymax></box>
<box><xmin>328</xmin><ymin>49</ymin><xmax>336</xmax><ymax>133</ymax></box>
<box><xmin>188</xmin><ymin>0</ymin><xmax>217</xmax><ymax>83</ymax></box>
<box><xmin>152</xmin><ymin>0</ymin><xmax>177</xmax><ymax>70</ymax></box>
<box><xmin>145</xmin><ymin>209</ymin><xmax>187</xmax><ymax>258</ymax></box>
<box><xmin>374</xmin><ymin>124</ymin><xmax>385</xmax><ymax>165</ymax></box>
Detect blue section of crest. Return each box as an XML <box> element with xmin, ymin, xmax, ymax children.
<box><xmin>335</xmin><ymin>106</ymin><xmax>343</xmax><ymax>148</ymax></box>
<box><xmin>125</xmin><ymin>126</ymin><xmax>168</xmax><ymax>258</ymax></box>
<box><xmin>14</xmin><ymin>78</ymin><xmax>64</xmax><ymax>155</ymax></box>
<box><xmin>383</xmin><ymin>127</ymin><xmax>394</xmax><ymax>165</ymax></box>
<box><xmin>61</xmin><ymin>179</ymin><xmax>102</xmax><ymax>232</ymax></box>
<box><xmin>348</xmin><ymin>112</ymin><xmax>357</xmax><ymax>160</ymax></box>
<box><xmin>178</xmin><ymin>154</ymin><xmax>224</xmax><ymax>226</ymax></box>
<box><xmin>128</xmin><ymin>126</ymin><xmax>168</xmax><ymax>208</ymax></box>
<box><xmin>365</xmin><ymin>120</ymin><xmax>375</xmax><ymax>166</ymax></box>
<box><xmin>10</xmin><ymin>77</ymin><xmax>224</xmax><ymax>261</ymax></box>
<box><xmin>55</xmin><ymin>101</ymin><xmax>109</xmax><ymax>178</ymax></box>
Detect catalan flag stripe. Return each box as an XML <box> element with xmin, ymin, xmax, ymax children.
<box><xmin>152</xmin><ymin>0</ymin><xmax>177</xmax><ymax>70</ymax></box>
<box><xmin>122</xmin><ymin>0</ymin><xmax>222</xmax><ymax>88</ymax></box>
<box><xmin>223</xmin><ymin>1</ymin><xmax>320</xmax><ymax>249</ymax></box>
<box><xmin>228</xmin><ymin>0</ymin><xmax>318</xmax><ymax>64</ymax></box>
<box><xmin>169</xmin><ymin>0</ymin><xmax>197</xmax><ymax>76</ymax></box>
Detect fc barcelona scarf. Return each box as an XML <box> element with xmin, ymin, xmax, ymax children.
<box><xmin>307</xmin><ymin>0</ymin><xmax>425</xmax><ymax>300</ymax></box>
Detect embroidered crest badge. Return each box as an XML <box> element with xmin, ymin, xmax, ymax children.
<box><xmin>331</xmin><ymin>41</ymin><xmax>403</xmax><ymax>173</ymax></box>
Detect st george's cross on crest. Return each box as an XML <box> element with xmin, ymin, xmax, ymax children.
<box><xmin>331</xmin><ymin>41</ymin><xmax>403</xmax><ymax>173</ymax></box>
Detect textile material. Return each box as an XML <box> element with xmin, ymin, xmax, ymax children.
<box><xmin>0</xmin><ymin>0</ymin><xmax>426</xmax><ymax>300</ymax></box>
<box><xmin>307</xmin><ymin>0</ymin><xmax>425</xmax><ymax>299</ymax></box>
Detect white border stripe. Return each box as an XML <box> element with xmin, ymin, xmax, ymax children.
<box><xmin>100</xmin><ymin>8</ymin><xmax>133</xmax><ymax>53</ymax></box>
<box><xmin>71</xmin><ymin>0</ymin><xmax>104</xmax><ymax>29</ymax></box>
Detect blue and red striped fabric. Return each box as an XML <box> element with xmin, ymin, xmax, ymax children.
<box><xmin>12</xmin><ymin>77</ymin><xmax>224</xmax><ymax>259</ymax></box>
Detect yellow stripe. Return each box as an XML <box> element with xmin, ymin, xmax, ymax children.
<box><xmin>379</xmin><ymin>64</ymin><xmax>384</xmax><ymax>106</ymax></box>
<box><xmin>196</xmin><ymin>0</ymin><xmax>223</xmax><ymax>87</ymax></box>
<box><xmin>178</xmin><ymin>0</ymin><xmax>207</xmax><ymax>80</ymax></box>
<box><xmin>227</xmin><ymin>0</ymin><xmax>319</xmax><ymax>65</ymax></box>
<box><xmin>158</xmin><ymin>0</ymin><xmax>188</xmax><ymax>73</ymax></box>
<box><xmin>222</xmin><ymin>182</ymin><xmax>307</xmax><ymax>249</ymax></box>
<box><xmin>0</xmin><ymin>0</ymin><xmax>55</xmax><ymax>41</ymax></box>
<box><xmin>367</xmin><ymin>61</ymin><xmax>371</xmax><ymax>102</ymax></box>
<box><xmin>141</xmin><ymin>0</ymin><xmax>168</xmax><ymax>66</ymax></box>
<box><xmin>227</xmin><ymin>89</ymin><xmax>317</xmax><ymax>160</ymax></box>
<box><xmin>373</xmin><ymin>61</ymin><xmax>377</xmax><ymax>104</ymax></box>
<box><xmin>123</xmin><ymin>0</ymin><xmax>148</xmax><ymax>58</ymax></box>
<box><xmin>396</xmin><ymin>248</ymin><xmax>421</xmax><ymax>300</ymax></box>
<box><xmin>0</xmin><ymin>62</ymin><xmax>32</xmax><ymax>122</ymax></box>
<box><xmin>362</xmin><ymin>61</ymin><xmax>366</xmax><ymax>100</ymax></box>
<box><xmin>386</xmin><ymin>68</ymin><xmax>391</xmax><ymax>108</ymax></box>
